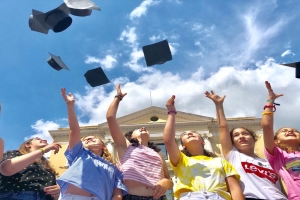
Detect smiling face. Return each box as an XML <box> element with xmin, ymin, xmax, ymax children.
<box><xmin>25</xmin><ymin>137</ymin><xmax>48</xmax><ymax>152</ymax></box>
<box><xmin>275</xmin><ymin>127</ymin><xmax>300</xmax><ymax>146</ymax></box>
<box><xmin>231</xmin><ymin>128</ymin><xmax>256</xmax><ymax>152</ymax></box>
<box><xmin>180</xmin><ymin>130</ymin><xmax>204</xmax><ymax>149</ymax></box>
<box><xmin>82</xmin><ymin>136</ymin><xmax>104</xmax><ymax>149</ymax></box>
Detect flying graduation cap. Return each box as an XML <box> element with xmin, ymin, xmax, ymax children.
<box><xmin>29</xmin><ymin>3</ymin><xmax>72</xmax><ymax>34</ymax></box>
<box><xmin>84</xmin><ymin>67</ymin><xmax>110</xmax><ymax>87</ymax></box>
<box><xmin>64</xmin><ymin>0</ymin><xmax>100</xmax><ymax>17</ymax></box>
<box><xmin>281</xmin><ymin>62</ymin><xmax>300</xmax><ymax>79</ymax></box>
<box><xmin>47</xmin><ymin>53</ymin><xmax>70</xmax><ymax>71</ymax></box>
<box><xmin>142</xmin><ymin>39</ymin><xmax>172</xmax><ymax>67</ymax></box>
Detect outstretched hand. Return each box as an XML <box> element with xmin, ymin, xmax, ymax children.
<box><xmin>166</xmin><ymin>95</ymin><xmax>176</xmax><ymax>111</ymax></box>
<box><xmin>116</xmin><ymin>84</ymin><xmax>127</xmax><ymax>99</ymax></box>
<box><xmin>61</xmin><ymin>88</ymin><xmax>75</xmax><ymax>104</ymax></box>
<box><xmin>265</xmin><ymin>81</ymin><xmax>283</xmax><ymax>101</ymax></box>
<box><xmin>205</xmin><ymin>90</ymin><xmax>226</xmax><ymax>104</ymax></box>
<box><xmin>43</xmin><ymin>143</ymin><xmax>62</xmax><ymax>155</ymax></box>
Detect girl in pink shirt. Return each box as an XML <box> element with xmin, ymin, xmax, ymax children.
<box><xmin>262</xmin><ymin>81</ymin><xmax>300</xmax><ymax>200</ymax></box>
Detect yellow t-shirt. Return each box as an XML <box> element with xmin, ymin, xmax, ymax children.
<box><xmin>170</xmin><ymin>152</ymin><xmax>240</xmax><ymax>199</ymax></box>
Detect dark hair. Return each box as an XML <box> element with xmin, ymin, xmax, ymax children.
<box><xmin>180</xmin><ymin>131</ymin><xmax>217</xmax><ymax>158</ymax></box>
<box><xmin>19</xmin><ymin>138</ymin><xmax>58</xmax><ymax>176</ymax></box>
<box><xmin>274</xmin><ymin>127</ymin><xmax>300</xmax><ymax>153</ymax></box>
<box><xmin>124</xmin><ymin>130</ymin><xmax>161</xmax><ymax>153</ymax></box>
<box><xmin>229</xmin><ymin>127</ymin><xmax>258</xmax><ymax>144</ymax></box>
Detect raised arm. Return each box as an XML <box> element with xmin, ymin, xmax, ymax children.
<box><xmin>61</xmin><ymin>88</ymin><xmax>80</xmax><ymax>150</ymax></box>
<box><xmin>106</xmin><ymin>84</ymin><xmax>128</xmax><ymax>158</ymax></box>
<box><xmin>0</xmin><ymin>143</ymin><xmax>61</xmax><ymax>176</ymax></box>
<box><xmin>261</xmin><ymin>81</ymin><xmax>283</xmax><ymax>155</ymax></box>
<box><xmin>0</xmin><ymin>137</ymin><xmax>3</xmax><ymax>160</ymax></box>
<box><xmin>163</xmin><ymin>95</ymin><xmax>181</xmax><ymax>166</ymax></box>
<box><xmin>205</xmin><ymin>91</ymin><xmax>232</xmax><ymax>157</ymax></box>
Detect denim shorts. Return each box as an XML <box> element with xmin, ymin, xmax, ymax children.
<box><xmin>179</xmin><ymin>191</ymin><xmax>226</xmax><ymax>200</ymax></box>
<box><xmin>0</xmin><ymin>191</ymin><xmax>48</xmax><ymax>200</ymax></box>
<box><xmin>123</xmin><ymin>194</ymin><xmax>167</xmax><ymax>200</ymax></box>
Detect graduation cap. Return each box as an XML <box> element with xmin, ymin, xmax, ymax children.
<box><xmin>142</xmin><ymin>39</ymin><xmax>172</xmax><ymax>67</ymax></box>
<box><xmin>281</xmin><ymin>62</ymin><xmax>300</xmax><ymax>79</ymax></box>
<box><xmin>47</xmin><ymin>53</ymin><xmax>70</xmax><ymax>71</ymax></box>
<box><xmin>29</xmin><ymin>3</ymin><xmax>72</xmax><ymax>34</ymax></box>
<box><xmin>84</xmin><ymin>67</ymin><xmax>110</xmax><ymax>87</ymax></box>
<box><xmin>64</xmin><ymin>0</ymin><xmax>100</xmax><ymax>17</ymax></box>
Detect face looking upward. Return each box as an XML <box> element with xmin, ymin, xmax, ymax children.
<box><xmin>131</xmin><ymin>127</ymin><xmax>150</xmax><ymax>143</ymax></box>
<box><xmin>26</xmin><ymin>137</ymin><xmax>48</xmax><ymax>151</ymax></box>
<box><xmin>231</xmin><ymin>128</ymin><xmax>256</xmax><ymax>152</ymax></box>
<box><xmin>275</xmin><ymin>128</ymin><xmax>300</xmax><ymax>146</ymax></box>
<box><xmin>180</xmin><ymin>131</ymin><xmax>205</xmax><ymax>149</ymax></box>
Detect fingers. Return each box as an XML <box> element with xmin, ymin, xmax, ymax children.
<box><xmin>152</xmin><ymin>185</ymin><xmax>166</xmax><ymax>199</ymax></box>
<box><xmin>122</xmin><ymin>93</ymin><xmax>127</xmax><ymax>97</ymax></box>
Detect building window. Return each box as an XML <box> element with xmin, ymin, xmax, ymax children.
<box><xmin>157</xmin><ymin>143</ymin><xmax>168</xmax><ymax>160</ymax></box>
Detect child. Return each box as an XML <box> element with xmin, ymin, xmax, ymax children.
<box><xmin>106</xmin><ymin>84</ymin><xmax>173</xmax><ymax>200</ymax></box>
<box><xmin>57</xmin><ymin>88</ymin><xmax>127</xmax><ymax>200</ymax></box>
<box><xmin>163</xmin><ymin>95</ymin><xmax>244</xmax><ymax>200</ymax></box>
<box><xmin>205</xmin><ymin>90</ymin><xmax>287</xmax><ymax>200</ymax></box>
<box><xmin>261</xmin><ymin>81</ymin><xmax>300</xmax><ymax>200</ymax></box>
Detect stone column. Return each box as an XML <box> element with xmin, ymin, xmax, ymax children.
<box><xmin>202</xmin><ymin>133</ymin><xmax>213</xmax><ymax>152</ymax></box>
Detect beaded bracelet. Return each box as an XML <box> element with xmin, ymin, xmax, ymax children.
<box><xmin>262</xmin><ymin>111</ymin><xmax>274</xmax><ymax>116</ymax></box>
<box><xmin>168</xmin><ymin>110</ymin><xmax>177</xmax><ymax>115</ymax></box>
<box><xmin>264</xmin><ymin>105</ymin><xmax>276</xmax><ymax>112</ymax></box>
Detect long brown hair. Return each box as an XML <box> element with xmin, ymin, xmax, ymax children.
<box><xmin>274</xmin><ymin>128</ymin><xmax>300</xmax><ymax>153</ymax></box>
<box><xmin>18</xmin><ymin>138</ymin><xmax>58</xmax><ymax>176</ymax></box>
<box><xmin>81</xmin><ymin>136</ymin><xmax>115</xmax><ymax>164</ymax></box>
<box><xmin>180</xmin><ymin>131</ymin><xmax>217</xmax><ymax>158</ymax></box>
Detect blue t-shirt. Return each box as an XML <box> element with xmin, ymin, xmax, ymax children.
<box><xmin>57</xmin><ymin>142</ymin><xmax>127</xmax><ymax>200</ymax></box>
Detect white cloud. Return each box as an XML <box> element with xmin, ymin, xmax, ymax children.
<box><xmin>281</xmin><ymin>50</ymin><xmax>295</xmax><ymax>57</ymax></box>
<box><xmin>129</xmin><ymin>0</ymin><xmax>161</xmax><ymax>20</ymax></box>
<box><xmin>71</xmin><ymin>57</ymin><xmax>300</xmax><ymax>132</ymax></box>
<box><xmin>27</xmin><ymin>120</ymin><xmax>60</xmax><ymax>143</ymax></box>
<box><xmin>169</xmin><ymin>43</ymin><xmax>178</xmax><ymax>55</ymax></box>
<box><xmin>150</xmin><ymin>35</ymin><xmax>161</xmax><ymax>42</ymax></box>
<box><xmin>119</xmin><ymin>27</ymin><xmax>138</xmax><ymax>47</ymax></box>
<box><xmin>85</xmin><ymin>55</ymin><xmax>117</xmax><ymax>70</ymax></box>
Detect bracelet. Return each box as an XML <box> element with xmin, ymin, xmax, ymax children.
<box><xmin>40</xmin><ymin>148</ymin><xmax>45</xmax><ymax>155</ymax></box>
<box><xmin>168</xmin><ymin>110</ymin><xmax>177</xmax><ymax>115</ymax></box>
<box><xmin>115</xmin><ymin>95</ymin><xmax>123</xmax><ymax>101</ymax></box>
<box><xmin>262</xmin><ymin>111</ymin><xmax>274</xmax><ymax>116</ymax></box>
<box><xmin>263</xmin><ymin>105</ymin><xmax>276</xmax><ymax>112</ymax></box>
<box><xmin>266</xmin><ymin>100</ymin><xmax>280</xmax><ymax>106</ymax></box>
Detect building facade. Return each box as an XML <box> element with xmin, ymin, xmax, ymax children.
<box><xmin>48</xmin><ymin>106</ymin><xmax>264</xmax><ymax>199</ymax></box>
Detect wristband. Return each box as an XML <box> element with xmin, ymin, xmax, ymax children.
<box><xmin>262</xmin><ymin>111</ymin><xmax>274</xmax><ymax>116</ymax></box>
<box><xmin>115</xmin><ymin>95</ymin><xmax>123</xmax><ymax>101</ymax></box>
<box><xmin>267</xmin><ymin>99</ymin><xmax>280</xmax><ymax>106</ymax></box>
<box><xmin>168</xmin><ymin>110</ymin><xmax>177</xmax><ymax>115</ymax></box>
<box><xmin>40</xmin><ymin>148</ymin><xmax>45</xmax><ymax>155</ymax></box>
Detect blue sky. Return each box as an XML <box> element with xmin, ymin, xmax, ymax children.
<box><xmin>1</xmin><ymin>0</ymin><xmax>300</xmax><ymax>151</ymax></box>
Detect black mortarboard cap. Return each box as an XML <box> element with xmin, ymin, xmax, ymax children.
<box><xmin>142</xmin><ymin>39</ymin><xmax>172</xmax><ymax>67</ymax></box>
<box><xmin>84</xmin><ymin>67</ymin><xmax>110</xmax><ymax>87</ymax></box>
<box><xmin>47</xmin><ymin>53</ymin><xmax>70</xmax><ymax>71</ymax></box>
<box><xmin>29</xmin><ymin>3</ymin><xmax>72</xmax><ymax>34</ymax></box>
<box><xmin>64</xmin><ymin>0</ymin><xmax>100</xmax><ymax>17</ymax></box>
<box><xmin>281</xmin><ymin>62</ymin><xmax>300</xmax><ymax>79</ymax></box>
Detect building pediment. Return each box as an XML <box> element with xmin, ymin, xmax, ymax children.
<box><xmin>100</xmin><ymin>106</ymin><xmax>213</xmax><ymax>126</ymax></box>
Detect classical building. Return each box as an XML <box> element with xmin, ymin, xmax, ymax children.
<box><xmin>48</xmin><ymin>106</ymin><xmax>264</xmax><ymax>199</ymax></box>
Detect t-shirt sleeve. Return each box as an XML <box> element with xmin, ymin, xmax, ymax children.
<box><xmin>222</xmin><ymin>158</ymin><xmax>240</xmax><ymax>181</ymax></box>
<box><xmin>114</xmin><ymin>167</ymin><xmax>128</xmax><ymax>196</ymax></box>
<box><xmin>64</xmin><ymin>142</ymin><xmax>83</xmax><ymax>165</ymax></box>
<box><xmin>264</xmin><ymin>146</ymin><xmax>284</xmax><ymax>169</ymax></box>
<box><xmin>169</xmin><ymin>152</ymin><xmax>184</xmax><ymax>175</ymax></box>
<box><xmin>0</xmin><ymin>150</ymin><xmax>20</xmax><ymax>163</ymax></box>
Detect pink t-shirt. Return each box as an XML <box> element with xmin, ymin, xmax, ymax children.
<box><xmin>119</xmin><ymin>145</ymin><xmax>164</xmax><ymax>187</ymax></box>
<box><xmin>265</xmin><ymin>146</ymin><xmax>300</xmax><ymax>200</ymax></box>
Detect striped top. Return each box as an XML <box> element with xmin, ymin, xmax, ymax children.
<box><xmin>119</xmin><ymin>145</ymin><xmax>164</xmax><ymax>187</ymax></box>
